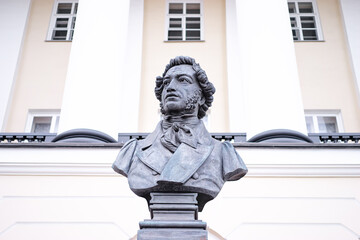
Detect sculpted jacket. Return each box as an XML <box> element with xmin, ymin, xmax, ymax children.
<box><xmin>112</xmin><ymin>120</ymin><xmax>247</xmax><ymax>211</ymax></box>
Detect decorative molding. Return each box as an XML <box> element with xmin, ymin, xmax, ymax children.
<box><xmin>246</xmin><ymin>164</ymin><xmax>360</xmax><ymax>177</ymax></box>
<box><xmin>1</xmin><ymin>162</ymin><xmax>360</xmax><ymax>177</ymax></box>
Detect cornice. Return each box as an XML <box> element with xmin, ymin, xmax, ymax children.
<box><xmin>1</xmin><ymin>162</ymin><xmax>359</xmax><ymax>177</ymax></box>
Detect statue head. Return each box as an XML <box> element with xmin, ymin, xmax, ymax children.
<box><xmin>155</xmin><ymin>56</ymin><xmax>215</xmax><ymax>119</ymax></box>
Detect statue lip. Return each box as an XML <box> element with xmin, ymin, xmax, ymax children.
<box><xmin>165</xmin><ymin>93</ymin><xmax>180</xmax><ymax>99</ymax></box>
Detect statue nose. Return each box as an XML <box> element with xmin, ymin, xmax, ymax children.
<box><xmin>167</xmin><ymin>79</ymin><xmax>178</xmax><ymax>91</ymax></box>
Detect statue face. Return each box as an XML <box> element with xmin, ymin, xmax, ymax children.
<box><xmin>161</xmin><ymin>64</ymin><xmax>203</xmax><ymax>116</ymax></box>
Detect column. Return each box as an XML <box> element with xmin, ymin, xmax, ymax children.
<box><xmin>58</xmin><ymin>0</ymin><xmax>144</xmax><ymax>139</ymax></box>
<box><xmin>339</xmin><ymin>0</ymin><xmax>360</xmax><ymax>105</ymax></box>
<box><xmin>226</xmin><ymin>0</ymin><xmax>307</xmax><ymax>138</ymax></box>
<box><xmin>0</xmin><ymin>0</ymin><xmax>31</xmax><ymax>131</ymax></box>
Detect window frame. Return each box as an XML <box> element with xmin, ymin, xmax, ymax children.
<box><xmin>25</xmin><ymin>110</ymin><xmax>61</xmax><ymax>133</ymax></box>
<box><xmin>305</xmin><ymin>110</ymin><xmax>344</xmax><ymax>133</ymax></box>
<box><xmin>165</xmin><ymin>0</ymin><xmax>204</xmax><ymax>42</ymax></box>
<box><xmin>46</xmin><ymin>0</ymin><xmax>78</xmax><ymax>41</ymax></box>
<box><xmin>288</xmin><ymin>0</ymin><xmax>323</xmax><ymax>41</ymax></box>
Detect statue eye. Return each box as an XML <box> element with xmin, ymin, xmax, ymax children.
<box><xmin>179</xmin><ymin>76</ymin><xmax>192</xmax><ymax>83</ymax></box>
<box><xmin>163</xmin><ymin>79</ymin><xmax>171</xmax><ymax>85</ymax></box>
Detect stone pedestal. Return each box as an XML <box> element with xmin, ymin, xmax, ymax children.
<box><xmin>137</xmin><ymin>193</ymin><xmax>208</xmax><ymax>240</ymax></box>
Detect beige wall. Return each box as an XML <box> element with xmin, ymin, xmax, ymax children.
<box><xmin>139</xmin><ymin>0</ymin><xmax>229</xmax><ymax>132</ymax></box>
<box><xmin>295</xmin><ymin>0</ymin><xmax>360</xmax><ymax>132</ymax></box>
<box><xmin>1</xmin><ymin>175</ymin><xmax>359</xmax><ymax>239</ymax></box>
<box><xmin>6</xmin><ymin>0</ymin><xmax>360</xmax><ymax>133</ymax></box>
<box><xmin>5</xmin><ymin>0</ymin><xmax>71</xmax><ymax>132</ymax></box>
<box><xmin>1</xmin><ymin>145</ymin><xmax>360</xmax><ymax>239</ymax></box>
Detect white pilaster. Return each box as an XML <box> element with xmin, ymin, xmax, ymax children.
<box><xmin>227</xmin><ymin>0</ymin><xmax>307</xmax><ymax>138</ymax></box>
<box><xmin>339</xmin><ymin>0</ymin><xmax>360</xmax><ymax>105</ymax></box>
<box><xmin>120</xmin><ymin>0</ymin><xmax>144</xmax><ymax>133</ymax></box>
<box><xmin>58</xmin><ymin>0</ymin><xmax>144</xmax><ymax>138</ymax></box>
<box><xmin>226</xmin><ymin>0</ymin><xmax>247</xmax><ymax>133</ymax></box>
<box><xmin>0</xmin><ymin>0</ymin><xmax>31</xmax><ymax>131</ymax></box>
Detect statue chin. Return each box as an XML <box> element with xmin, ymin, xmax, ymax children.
<box><xmin>163</xmin><ymin>102</ymin><xmax>186</xmax><ymax>114</ymax></box>
<box><xmin>162</xmin><ymin>103</ymin><xmax>198</xmax><ymax>118</ymax></box>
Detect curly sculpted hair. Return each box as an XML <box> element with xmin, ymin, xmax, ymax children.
<box><xmin>154</xmin><ymin>56</ymin><xmax>216</xmax><ymax>119</ymax></box>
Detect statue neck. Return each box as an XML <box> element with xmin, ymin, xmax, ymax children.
<box><xmin>163</xmin><ymin>114</ymin><xmax>200</xmax><ymax>126</ymax></box>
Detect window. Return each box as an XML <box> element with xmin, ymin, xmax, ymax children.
<box><xmin>25</xmin><ymin>110</ymin><xmax>61</xmax><ymax>133</ymax></box>
<box><xmin>47</xmin><ymin>0</ymin><xmax>78</xmax><ymax>41</ymax></box>
<box><xmin>305</xmin><ymin>111</ymin><xmax>343</xmax><ymax>133</ymax></box>
<box><xmin>288</xmin><ymin>0</ymin><xmax>322</xmax><ymax>41</ymax></box>
<box><xmin>166</xmin><ymin>0</ymin><xmax>203</xmax><ymax>41</ymax></box>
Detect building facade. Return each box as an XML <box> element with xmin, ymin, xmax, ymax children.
<box><xmin>1</xmin><ymin>0</ymin><xmax>360</xmax><ymax>239</ymax></box>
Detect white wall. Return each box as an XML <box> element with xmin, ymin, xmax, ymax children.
<box><xmin>0</xmin><ymin>0</ymin><xmax>31</xmax><ymax>131</ymax></box>
<box><xmin>58</xmin><ymin>0</ymin><xmax>144</xmax><ymax>138</ymax></box>
<box><xmin>0</xmin><ymin>146</ymin><xmax>359</xmax><ymax>239</ymax></box>
<box><xmin>227</xmin><ymin>0</ymin><xmax>307</xmax><ymax>137</ymax></box>
<box><xmin>339</xmin><ymin>0</ymin><xmax>360</xmax><ymax>105</ymax></box>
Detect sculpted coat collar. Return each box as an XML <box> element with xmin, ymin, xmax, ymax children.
<box><xmin>137</xmin><ymin>120</ymin><xmax>214</xmax><ymax>184</ymax></box>
<box><xmin>141</xmin><ymin>119</ymin><xmax>212</xmax><ymax>149</ymax></box>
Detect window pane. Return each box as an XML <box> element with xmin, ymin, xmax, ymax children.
<box><xmin>71</xmin><ymin>17</ymin><xmax>76</xmax><ymax>29</ymax></box>
<box><xmin>33</xmin><ymin>123</ymin><xmax>51</xmax><ymax>133</ymax></box>
<box><xmin>292</xmin><ymin>29</ymin><xmax>300</xmax><ymax>40</ymax></box>
<box><xmin>168</xmin><ymin>30</ymin><xmax>182</xmax><ymax>40</ymax></box>
<box><xmin>303</xmin><ymin>29</ymin><xmax>317</xmax><ymax>40</ymax></box>
<box><xmin>55</xmin><ymin>18</ymin><xmax>68</xmax><ymax>28</ymax></box>
<box><xmin>186</xmin><ymin>3</ymin><xmax>200</xmax><ymax>14</ymax></box>
<box><xmin>57</xmin><ymin>3</ymin><xmax>72</xmax><ymax>14</ymax></box>
<box><xmin>169</xmin><ymin>18</ymin><xmax>182</xmax><ymax>28</ymax></box>
<box><xmin>290</xmin><ymin>17</ymin><xmax>297</xmax><ymax>27</ymax></box>
<box><xmin>288</xmin><ymin>2</ymin><xmax>296</xmax><ymax>13</ymax></box>
<box><xmin>52</xmin><ymin>30</ymin><xmax>67</xmax><ymax>40</ymax></box>
<box><xmin>318</xmin><ymin>116</ymin><xmax>338</xmax><ymax>133</ymax></box>
<box><xmin>74</xmin><ymin>3</ymin><xmax>78</xmax><ymax>14</ymax></box>
<box><xmin>301</xmin><ymin>16</ymin><xmax>316</xmax><ymax>28</ymax></box>
<box><xmin>302</xmin><ymin>21</ymin><xmax>316</xmax><ymax>28</ymax></box>
<box><xmin>31</xmin><ymin>117</ymin><xmax>52</xmax><ymax>133</ymax></box>
<box><xmin>69</xmin><ymin>30</ymin><xmax>74</xmax><ymax>40</ymax></box>
<box><xmin>298</xmin><ymin>2</ymin><xmax>313</xmax><ymax>13</ymax></box>
<box><xmin>54</xmin><ymin>116</ymin><xmax>60</xmax><ymax>133</ymax></box>
<box><xmin>305</xmin><ymin>116</ymin><xmax>315</xmax><ymax>133</ymax></box>
<box><xmin>186</xmin><ymin>17</ymin><xmax>200</xmax><ymax>29</ymax></box>
<box><xmin>186</xmin><ymin>30</ymin><xmax>200</xmax><ymax>40</ymax></box>
<box><xmin>169</xmin><ymin>3</ymin><xmax>183</xmax><ymax>14</ymax></box>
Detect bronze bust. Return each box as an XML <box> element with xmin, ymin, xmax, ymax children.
<box><xmin>112</xmin><ymin>56</ymin><xmax>247</xmax><ymax>211</ymax></box>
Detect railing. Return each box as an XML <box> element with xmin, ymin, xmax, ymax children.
<box><xmin>118</xmin><ymin>133</ymin><xmax>246</xmax><ymax>143</ymax></box>
<box><xmin>308</xmin><ymin>133</ymin><xmax>360</xmax><ymax>143</ymax></box>
<box><xmin>118</xmin><ymin>133</ymin><xmax>148</xmax><ymax>144</ymax></box>
<box><xmin>0</xmin><ymin>133</ymin><xmax>56</xmax><ymax>143</ymax></box>
<box><xmin>0</xmin><ymin>132</ymin><xmax>247</xmax><ymax>144</ymax></box>
<box><xmin>1</xmin><ymin>132</ymin><xmax>360</xmax><ymax>144</ymax></box>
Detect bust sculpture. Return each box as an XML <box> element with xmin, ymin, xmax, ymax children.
<box><xmin>112</xmin><ymin>56</ymin><xmax>247</xmax><ymax>211</ymax></box>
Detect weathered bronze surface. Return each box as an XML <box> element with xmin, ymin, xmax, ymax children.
<box><xmin>112</xmin><ymin>56</ymin><xmax>247</xmax><ymax>211</ymax></box>
<box><xmin>137</xmin><ymin>193</ymin><xmax>207</xmax><ymax>240</ymax></box>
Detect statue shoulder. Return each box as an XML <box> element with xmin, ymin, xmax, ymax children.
<box><xmin>221</xmin><ymin>141</ymin><xmax>248</xmax><ymax>181</ymax></box>
<box><xmin>119</xmin><ymin>138</ymin><xmax>138</xmax><ymax>158</ymax></box>
<box><xmin>221</xmin><ymin>140</ymin><xmax>235</xmax><ymax>149</ymax></box>
<box><xmin>122</xmin><ymin>138</ymin><xmax>138</xmax><ymax>148</ymax></box>
<box><xmin>112</xmin><ymin>139</ymin><xmax>138</xmax><ymax>177</ymax></box>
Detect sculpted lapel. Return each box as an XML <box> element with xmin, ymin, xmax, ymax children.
<box><xmin>136</xmin><ymin>120</ymin><xmax>214</xmax><ymax>182</ymax></box>
<box><xmin>157</xmin><ymin>142</ymin><xmax>214</xmax><ymax>184</ymax></box>
<box><xmin>136</xmin><ymin>146</ymin><xmax>169</xmax><ymax>175</ymax></box>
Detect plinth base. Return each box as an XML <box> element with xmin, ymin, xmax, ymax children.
<box><xmin>137</xmin><ymin>193</ymin><xmax>208</xmax><ymax>240</ymax></box>
<box><xmin>138</xmin><ymin>228</ymin><xmax>207</xmax><ymax>240</ymax></box>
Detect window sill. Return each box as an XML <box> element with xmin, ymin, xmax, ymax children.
<box><xmin>164</xmin><ymin>40</ymin><xmax>205</xmax><ymax>43</ymax></box>
<box><xmin>45</xmin><ymin>40</ymin><xmax>73</xmax><ymax>42</ymax></box>
<box><xmin>294</xmin><ymin>40</ymin><xmax>325</xmax><ymax>42</ymax></box>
